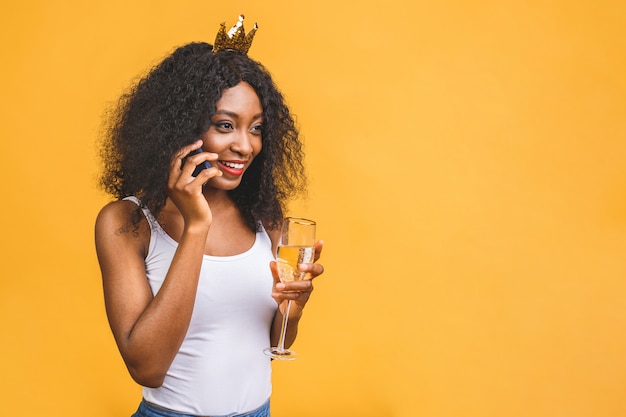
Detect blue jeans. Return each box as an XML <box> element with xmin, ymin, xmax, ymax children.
<box><xmin>131</xmin><ymin>398</ymin><xmax>270</xmax><ymax>417</ymax></box>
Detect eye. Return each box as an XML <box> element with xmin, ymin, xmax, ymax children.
<box><xmin>250</xmin><ymin>123</ymin><xmax>263</xmax><ymax>135</ymax></box>
<box><xmin>214</xmin><ymin>121</ymin><xmax>234</xmax><ymax>131</ymax></box>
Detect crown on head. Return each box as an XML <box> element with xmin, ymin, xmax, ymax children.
<box><xmin>212</xmin><ymin>14</ymin><xmax>258</xmax><ymax>54</ymax></box>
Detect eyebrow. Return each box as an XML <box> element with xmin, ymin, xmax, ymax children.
<box><xmin>213</xmin><ymin>110</ymin><xmax>264</xmax><ymax>120</ymax></box>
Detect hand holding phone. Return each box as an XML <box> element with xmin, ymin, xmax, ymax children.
<box><xmin>182</xmin><ymin>148</ymin><xmax>212</xmax><ymax>177</ymax></box>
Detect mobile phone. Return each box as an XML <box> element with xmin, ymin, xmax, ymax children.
<box><xmin>182</xmin><ymin>148</ymin><xmax>212</xmax><ymax>177</ymax></box>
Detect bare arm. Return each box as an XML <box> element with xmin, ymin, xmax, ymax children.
<box><xmin>96</xmin><ymin>202</ymin><xmax>209</xmax><ymax>387</ymax></box>
<box><xmin>95</xmin><ymin>141</ymin><xmax>219</xmax><ymax>387</ymax></box>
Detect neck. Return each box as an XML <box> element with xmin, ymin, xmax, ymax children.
<box><xmin>202</xmin><ymin>187</ymin><xmax>236</xmax><ymax>213</ymax></box>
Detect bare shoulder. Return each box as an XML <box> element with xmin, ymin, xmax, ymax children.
<box><xmin>264</xmin><ymin>223</ymin><xmax>281</xmax><ymax>257</ymax></box>
<box><xmin>96</xmin><ymin>200</ymin><xmax>137</xmax><ymax>235</ymax></box>
<box><xmin>95</xmin><ymin>199</ymin><xmax>150</xmax><ymax>257</ymax></box>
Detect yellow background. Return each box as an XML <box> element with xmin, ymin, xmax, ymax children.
<box><xmin>1</xmin><ymin>1</ymin><xmax>625</xmax><ymax>416</ymax></box>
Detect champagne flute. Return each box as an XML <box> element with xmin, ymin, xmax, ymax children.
<box><xmin>264</xmin><ymin>217</ymin><xmax>316</xmax><ymax>360</ymax></box>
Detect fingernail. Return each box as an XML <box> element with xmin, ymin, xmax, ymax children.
<box><xmin>276</xmin><ymin>283</ymin><xmax>285</xmax><ymax>290</ymax></box>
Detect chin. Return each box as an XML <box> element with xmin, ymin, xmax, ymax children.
<box><xmin>207</xmin><ymin>178</ymin><xmax>243</xmax><ymax>191</ymax></box>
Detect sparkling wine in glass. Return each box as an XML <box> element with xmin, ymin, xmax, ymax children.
<box><xmin>264</xmin><ymin>217</ymin><xmax>316</xmax><ymax>360</ymax></box>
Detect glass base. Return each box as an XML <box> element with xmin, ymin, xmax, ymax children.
<box><xmin>264</xmin><ymin>347</ymin><xmax>297</xmax><ymax>360</ymax></box>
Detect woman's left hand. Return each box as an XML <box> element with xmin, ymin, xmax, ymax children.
<box><xmin>270</xmin><ymin>240</ymin><xmax>325</xmax><ymax>318</ymax></box>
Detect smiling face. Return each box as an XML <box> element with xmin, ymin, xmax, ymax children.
<box><xmin>200</xmin><ymin>81</ymin><xmax>263</xmax><ymax>191</ymax></box>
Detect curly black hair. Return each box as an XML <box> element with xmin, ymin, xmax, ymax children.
<box><xmin>99</xmin><ymin>42</ymin><xmax>306</xmax><ymax>231</ymax></box>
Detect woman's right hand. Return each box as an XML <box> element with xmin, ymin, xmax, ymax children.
<box><xmin>167</xmin><ymin>140</ymin><xmax>221</xmax><ymax>227</ymax></box>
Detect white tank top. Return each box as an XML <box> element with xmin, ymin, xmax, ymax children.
<box><xmin>125</xmin><ymin>197</ymin><xmax>277</xmax><ymax>415</ymax></box>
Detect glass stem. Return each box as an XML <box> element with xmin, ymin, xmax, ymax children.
<box><xmin>278</xmin><ymin>300</ymin><xmax>292</xmax><ymax>352</ymax></box>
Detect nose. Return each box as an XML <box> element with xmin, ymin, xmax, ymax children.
<box><xmin>230</xmin><ymin>129</ymin><xmax>254</xmax><ymax>156</ymax></box>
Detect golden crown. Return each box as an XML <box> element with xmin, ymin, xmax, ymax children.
<box><xmin>212</xmin><ymin>14</ymin><xmax>258</xmax><ymax>54</ymax></box>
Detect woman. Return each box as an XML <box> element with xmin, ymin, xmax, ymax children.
<box><xmin>95</xmin><ymin>19</ymin><xmax>324</xmax><ymax>417</ymax></box>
